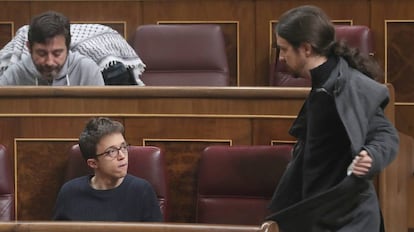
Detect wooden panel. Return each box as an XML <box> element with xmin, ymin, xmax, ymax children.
<box><xmin>409</xmin><ymin>176</ymin><xmax>414</xmax><ymax>229</ymax></box>
<box><xmin>125</xmin><ymin>118</ymin><xmax>251</xmax><ymax>145</ymax></box>
<box><xmin>0</xmin><ymin>22</ymin><xmax>13</xmax><ymax>49</ymax></box>
<box><xmin>371</xmin><ymin>0</ymin><xmax>414</xmax><ymax>81</ymax></box>
<box><xmin>396</xmin><ymin>103</ymin><xmax>414</xmax><ymax>229</ymax></box>
<box><xmin>15</xmin><ymin>139</ymin><xmax>78</xmax><ymax>220</ymax></box>
<box><xmin>29</xmin><ymin>1</ymin><xmax>143</xmax><ymax>40</ymax></box>
<box><xmin>252</xmin><ymin>118</ymin><xmax>296</xmax><ymax>145</ymax></box>
<box><xmin>379</xmin><ymin>133</ymin><xmax>411</xmax><ymax>232</ymax></box>
<box><xmin>396</xmin><ymin>105</ymin><xmax>414</xmax><ymax>137</ymax></box>
<box><xmin>14</xmin><ymin>117</ymin><xmax>88</xmax><ymax>138</ymax></box>
<box><xmin>385</xmin><ymin>21</ymin><xmax>414</xmax><ymax>102</ymax></box>
<box><xmin>0</xmin><ymin>87</ymin><xmax>307</xmax><ymax>115</ymax></box>
<box><xmin>370</xmin><ymin>3</ymin><xmax>414</xmax><ymax>229</ymax></box>
<box><xmin>0</xmin><ymin>1</ymin><xmax>30</xmax><ymax>38</ymax></box>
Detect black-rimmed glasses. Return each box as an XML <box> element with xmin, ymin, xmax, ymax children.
<box><xmin>96</xmin><ymin>143</ymin><xmax>129</xmax><ymax>159</ymax></box>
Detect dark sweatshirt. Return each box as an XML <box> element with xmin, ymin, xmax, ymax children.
<box><xmin>53</xmin><ymin>174</ymin><xmax>162</xmax><ymax>222</ymax></box>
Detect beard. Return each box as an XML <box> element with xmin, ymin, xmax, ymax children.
<box><xmin>284</xmin><ymin>59</ymin><xmax>308</xmax><ymax>79</ymax></box>
<box><xmin>284</xmin><ymin>65</ymin><xmax>302</xmax><ymax>78</ymax></box>
<box><xmin>35</xmin><ymin>64</ymin><xmax>62</xmax><ymax>80</ymax></box>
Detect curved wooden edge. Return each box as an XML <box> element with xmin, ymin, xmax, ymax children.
<box><xmin>0</xmin><ymin>86</ymin><xmax>310</xmax><ymax>99</ymax></box>
<box><xmin>259</xmin><ymin>221</ymin><xmax>279</xmax><ymax>232</ymax></box>
<box><xmin>0</xmin><ymin>221</ymin><xmax>278</xmax><ymax>232</ymax></box>
<box><xmin>0</xmin><ymin>83</ymin><xmax>393</xmax><ymax>99</ymax></box>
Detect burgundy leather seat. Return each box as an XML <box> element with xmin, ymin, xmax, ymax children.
<box><xmin>0</xmin><ymin>144</ymin><xmax>14</xmax><ymax>220</ymax></box>
<box><xmin>196</xmin><ymin>145</ymin><xmax>292</xmax><ymax>225</ymax></box>
<box><xmin>131</xmin><ymin>24</ymin><xmax>230</xmax><ymax>86</ymax></box>
<box><xmin>270</xmin><ymin>25</ymin><xmax>374</xmax><ymax>86</ymax></box>
<box><xmin>65</xmin><ymin>144</ymin><xmax>170</xmax><ymax>221</ymax></box>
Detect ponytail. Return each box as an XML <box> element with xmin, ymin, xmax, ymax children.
<box><xmin>332</xmin><ymin>41</ymin><xmax>383</xmax><ymax>81</ymax></box>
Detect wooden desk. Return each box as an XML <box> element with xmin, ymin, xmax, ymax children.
<box><xmin>0</xmin><ymin>86</ymin><xmax>408</xmax><ymax>232</ymax></box>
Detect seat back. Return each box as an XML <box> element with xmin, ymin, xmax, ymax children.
<box><xmin>270</xmin><ymin>25</ymin><xmax>374</xmax><ymax>86</ymax></box>
<box><xmin>131</xmin><ymin>24</ymin><xmax>230</xmax><ymax>86</ymax></box>
<box><xmin>196</xmin><ymin>145</ymin><xmax>292</xmax><ymax>225</ymax></box>
<box><xmin>0</xmin><ymin>144</ymin><xmax>14</xmax><ymax>220</ymax></box>
<box><xmin>65</xmin><ymin>145</ymin><xmax>170</xmax><ymax>221</ymax></box>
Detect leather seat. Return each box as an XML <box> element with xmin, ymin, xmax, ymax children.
<box><xmin>196</xmin><ymin>145</ymin><xmax>292</xmax><ymax>225</ymax></box>
<box><xmin>131</xmin><ymin>24</ymin><xmax>230</xmax><ymax>86</ymax></box>
<box><xmin>0</xmin><ymin>144</ymin><xmax>14</xmax><ymax>220</ymax></box>
<box><xmin>65</xmin><ymin>144</ymin><xmax>170</xmax><ymax>221</ymax></box>
<box><xmin>269</xmin><ymin>25</ymin><xmax>374</xmax><ymax>86</ymax></box>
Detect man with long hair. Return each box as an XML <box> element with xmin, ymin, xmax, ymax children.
<box><xmin>267</xmin><ymin>5</ymin><xmax>399</xmax><ymax>232</ymax></box>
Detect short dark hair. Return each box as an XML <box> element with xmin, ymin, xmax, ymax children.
<box><xmin>79</xmin><ymin>117</ymin><xmax>125</xmax><ymax>160</ymax></box>
<box><xmin>27</xmin><ymin>11</ymin><xmax>71</xmax><ymax>49</ymax></box>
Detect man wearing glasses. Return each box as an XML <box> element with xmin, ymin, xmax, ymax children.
<box><xmin>52</xmin><ymin>117</ymin><xmax>162</xmax><ymax>222</ymax></box>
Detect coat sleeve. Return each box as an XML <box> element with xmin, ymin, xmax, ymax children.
<box><xmin>362</xmin><ymin>107</ymin><xmax>399</xmax><ymax>179</ymax></box>
<box><xmin>77</xmin><ymin>57</ymin><xmax>105</xmax><ymax>86</ymax></box>
<box><xmin>0</xmin><ymin>65</ymin><xmax>19</xmax><ymax>85</ymax></box>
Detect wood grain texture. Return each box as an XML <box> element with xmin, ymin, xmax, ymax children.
<box><xmin>0</xmin><ymin>221</ymin><xmax>278</xmax><ymax>232</ymax></box>
<box><xmin>1</xmin><ymin>0</ymin><xmax>414</xmax><ymax>228</ymax></box>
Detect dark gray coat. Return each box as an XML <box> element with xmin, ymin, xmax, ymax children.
<box><xmin>267</xmin><ymin>58</ymin><xmax>399</xmax><ymax>232</ymax></box>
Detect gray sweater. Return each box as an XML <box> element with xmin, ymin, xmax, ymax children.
<box><xmin>0</xmin><ymin>51</ymin><xmax>104</xmax><ymax>86</ymax></box>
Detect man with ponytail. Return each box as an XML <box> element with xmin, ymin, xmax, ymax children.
<box><xmin>267</xmin><ymin>5</ymin><xmax>399</xmax><ymax>232</ymax></box>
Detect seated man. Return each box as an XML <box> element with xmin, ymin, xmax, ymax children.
<box><xmin>52</xmin><ymin>117</ymin><xmax>162</xmax><ymax>222</ymax></box>
<box><xmin>0</xmin><ymin>11</ymin><xmax>104</xmax><ymax>85</ymax></box>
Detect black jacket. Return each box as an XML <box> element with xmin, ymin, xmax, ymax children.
<box><xmin>267</xmin><ymin>58</ymin><xmax>399</xmax><ymax>232</ymax></box>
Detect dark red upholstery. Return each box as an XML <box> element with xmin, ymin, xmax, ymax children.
<box><xmin>196</xmin><ymin>145</ymin><xmax>292</xmax><ymax>225</ymax></box>
<box><xmin>270</xmin><ymin>25</ymin><xmax>374</xmax><ymax>86</ymax></box>
<box><xmin>0</xmin><ymin>144</ymin><xmax>14</xmax><ymax>221</ymax></box>
<box><xmin>131</xmin><ymin>24</ymin><xmax>230</xmax><ymax>86</ymax></box>
<box><xmin>65</xmin><ymin>145</ymin><xmax>170</xmax><ymax>221</ymax></box>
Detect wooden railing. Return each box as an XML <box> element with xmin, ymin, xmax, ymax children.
<box><xmin>0</xmin><ymin>221</ymin><xmax>279</xmax><ymax>232</ymax></box>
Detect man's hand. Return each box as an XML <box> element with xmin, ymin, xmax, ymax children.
<box><xmin>351</xmin><ymin>150</ymin><xmax>373</xmax><ymax>176</ymax></box>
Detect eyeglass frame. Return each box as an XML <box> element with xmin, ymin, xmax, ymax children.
<box><xmin>95</xmin><ymin>143</ymin><xmax>129</xmax><ymax>159</ymax></box>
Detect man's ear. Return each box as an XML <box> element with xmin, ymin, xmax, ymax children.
<box><xmin>301</xmin><ymin>42</ymin><xmax>313</xmax><ymax>57</ymax></box>
<box><xmin>87</xmin><ymin>158</ymin><xmax>98</xmax><ymax>169</ymax></box>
